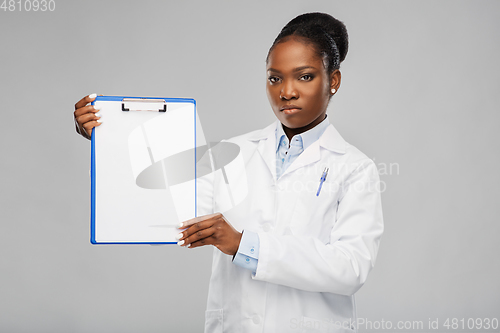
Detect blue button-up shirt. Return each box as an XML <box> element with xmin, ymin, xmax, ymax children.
<box><xmin>232</xmin><ymin>116</ymin><xmax>330</xmax><ymax>274</ymax></box>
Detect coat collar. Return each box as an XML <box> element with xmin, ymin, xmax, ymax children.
<box><xmin>248</xmin><ymin>119</ymin><xmax>347</xmax><ymax>180</ymax></box>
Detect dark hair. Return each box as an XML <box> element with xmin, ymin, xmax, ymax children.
<box><xmin>267</xmin><ymin>12</ymin><xmax>349</xmax><ymax>74</ymax></box>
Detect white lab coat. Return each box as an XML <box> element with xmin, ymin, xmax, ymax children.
<box><xmin>199</xmin><ymin>120</ymin><xmax>384</xmax><ymax>333</ymax></box>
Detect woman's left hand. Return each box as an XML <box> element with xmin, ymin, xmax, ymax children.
<box><xmin>176</xmin><ymin>213</ymin><xmax>242</xmax><ymax>256</ymax></box>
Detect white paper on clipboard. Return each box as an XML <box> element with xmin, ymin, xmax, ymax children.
<box><xmin>90</xmin><ymin>96</ymin><xmax>207</xmax><ymax>244</ymax></box>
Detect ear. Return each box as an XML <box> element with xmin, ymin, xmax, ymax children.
<box><xmin>330</xmin><ymin>69</ymin><xmax>341</xmax><ymax>95</ymax></box>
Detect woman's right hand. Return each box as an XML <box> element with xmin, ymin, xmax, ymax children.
<box><xmin>73</xmin><ymin>93</ymin><xmax>102</xmax><ymax>140</ymax></box>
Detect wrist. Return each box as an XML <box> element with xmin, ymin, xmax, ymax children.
<box><xmin>232</xmin><ymin>231</ymin><xmax>243</xmax><ymax>257</ymax></box>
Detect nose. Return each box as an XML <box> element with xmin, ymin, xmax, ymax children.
<box><xmin>280</xmin><ymin>79</ymin><xmax>298</xmax><ymax>100</ymax></box>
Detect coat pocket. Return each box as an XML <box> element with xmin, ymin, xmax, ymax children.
<box><xmin>288</xmin><ymin>183</ymin><xmax>339</xmax><ymax>240</ymax></box>
<box><xmin>204</xmin><ymin>309</ymin><xmax>223</xmax><ymax>333</ymax></box>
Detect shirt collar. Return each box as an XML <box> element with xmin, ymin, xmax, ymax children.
<box><xmin>248</xmin><ymin>117</ymin><xmax>346</xmax><ymax>154</ymax></box>
<box><xmin>275</xmin><ymin>115</ymin><xmax>331</xmax><ymax>152</ymax></box>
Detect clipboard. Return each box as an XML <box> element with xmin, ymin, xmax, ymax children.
<box><xmin>90</xmin><ymin>96</ymin><xmax>206</xmax><ymax>244</ymax></box>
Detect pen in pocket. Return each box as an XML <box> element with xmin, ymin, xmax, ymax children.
<box><xmin>316</xmin><ymin>167</ymin><xmax>329</xmax><ymax>196</ymax></box>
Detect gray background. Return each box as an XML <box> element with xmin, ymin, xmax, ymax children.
<box><xmin>1</xmin><ymin>0</ymin><xmax>499</xmax><ymax>332</ymax></box>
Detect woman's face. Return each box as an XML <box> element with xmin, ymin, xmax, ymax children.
<box><xmin>266</xmin><ymin>37</ymin><xmax>339</xmax><ymax>134</ymax></box>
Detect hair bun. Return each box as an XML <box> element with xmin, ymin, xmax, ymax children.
<box><xmin>282</xmin><ymin>12</ymin><xmax>349</xmax><ymax>64</ymax></box>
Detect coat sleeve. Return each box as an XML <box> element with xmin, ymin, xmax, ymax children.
<box><xmin>252</xmin><ymin>159</ymin><xmax>384</xmax><ymax>296</ymax></box>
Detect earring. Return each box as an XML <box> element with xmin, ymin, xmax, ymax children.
<box><xmin>331</xmin><ymin>88</ymin><xmax>336</xmax><ymax>94</ymax></box>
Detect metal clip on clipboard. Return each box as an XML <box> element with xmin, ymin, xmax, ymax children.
<box><xmin>121</xmin><ymin>98</ymin><xmax>167</xmax><ymax>112</ymax></box>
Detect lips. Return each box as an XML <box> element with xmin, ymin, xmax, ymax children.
<box><xmin>280</xmin><ymin>104</ymin><xmax>302</xmax><ymax>115</ymax></box>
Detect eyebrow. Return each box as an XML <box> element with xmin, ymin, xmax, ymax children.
<box><xmin>267</xmin><ymin>66</ymin><xmax>317</xmax><ymax>73</ymax></box>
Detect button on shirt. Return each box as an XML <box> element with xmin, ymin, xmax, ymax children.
<box><xmin>232</xmin><ymin>116</ymin><xmax>331</xmax><ymax>274</ymax></box>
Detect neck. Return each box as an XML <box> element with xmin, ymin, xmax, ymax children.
<box><xmin>282</xmin><ymin>114</ymin><xmax>327</xmax><ymax>141</ymax></box>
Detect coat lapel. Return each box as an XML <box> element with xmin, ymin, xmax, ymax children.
<box><xmin>248</xmin><ymin>120</ymin><xmax>279</xmax><ymax>181</ymax></box>
<box><xmin>282</xmin><ymin>141</ymin><xmax>320</xmax><ymax>176</ymax></box>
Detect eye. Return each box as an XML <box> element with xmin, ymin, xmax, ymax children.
<box><xmin>268</xmin><ymin>76</ymin><xmax>281</xmax><ymax>84</ymax></box>
<box><xmin>299</xmin><ymin>74</ymin><xmax>314</xmax><ymax>81</ymax></box>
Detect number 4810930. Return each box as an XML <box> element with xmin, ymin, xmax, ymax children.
<box><xmin>1</xmin><ymin>0</ymin><xmax>56</xmax><ymax>11</ymax></box>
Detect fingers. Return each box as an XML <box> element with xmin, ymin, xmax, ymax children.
<box><xmin>178</xmin><ymin>213</ymin><xmax>222</xmax><ymax>229</ymax></box>
<box><xmin>74</xmin><ymin>93</ymin><xmax>97</xmax><ymax>110</ymax></box>
<box><xmin>177</xmin><ymin>225</ymin><xmax>217</xmax><ymax>248</ymax></box>
<box><xmin>74</xmin><ymin>104</ymin><xmax>100</xmax><ymax>118</ymax></box>
<box><xmin>74</xmin><ymin>94</ymin><xmax>102</xmax><ymax>139</ymax></box>
<box><xmin>76</xmin><ymin>110</ymin><xmax>102</xmax><ymax>138</ymax></box>
<box><xmin>75</xmin><ymin>110</ymin><xmax>101</xmax><ymax>124</ymax></box>
<box><xmin>83</xmin><ymin>120</ymin><xmax>102</xmax><ymax>137</ymax></box>
<box><xmin>177</xmin><ymin>219</ymin><xmax>215</xmax><ymax>244</ymax></box>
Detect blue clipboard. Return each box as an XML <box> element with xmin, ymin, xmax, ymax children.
<box><xmin>90</xmin><ymin>96</ymin><xmax>205</xmax><ymax>244</ymax></box>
